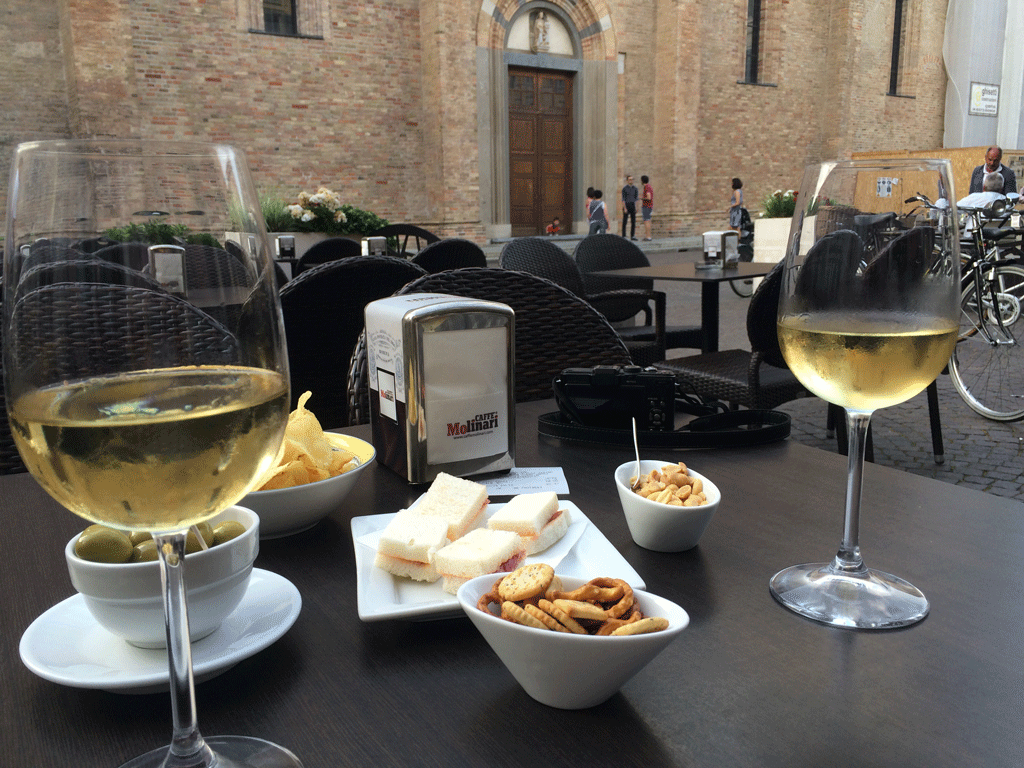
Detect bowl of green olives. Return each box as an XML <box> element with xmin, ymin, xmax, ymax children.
<box><xmin>64</xmin><ymin>506</ymin><xmax>259</xmax><ymax>648</ymax></box>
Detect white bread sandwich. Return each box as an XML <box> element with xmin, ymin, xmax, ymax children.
<box><xmin>486</xmin><ymin>491</ymin><xmax>571</xmax><ymax>555</ymax></box>
<box><xmin>408</xmin><ymin>472</ymin><xmax>489</xmax><ymax>541</ymax></box>
<box><xmin>433</xmin><ymin>528</ymin><xmax>526</xmax><ymax>595</ymax></box>
<box><xmin>373</xmin><ymin>510</ymin><xmax>450</xmax><ymax>583</ymax></box>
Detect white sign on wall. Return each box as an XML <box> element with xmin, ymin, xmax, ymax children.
<box><xmin>969</xmin><ymin>82</ymin><xmax>999</xmax><ymax>117</ymax></box>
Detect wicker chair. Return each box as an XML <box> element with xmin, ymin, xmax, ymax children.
<box><xmin>19</xmin><ymin>259</ymin><xmax>163</xmax><ymax>292</ymax></box>
<box><xmin>654</xmin><ymin>261</ymin><xmax>809</xmax><ymax>411</ymax></box>
<box><xmin>498</xmin><ymin>237</ymin><xmax>665</xmax><ymax>365</ymax></box>
<box><xmin>279</xmin><ymin>255</ymin><xmax>426</xmax><ymax>429</ymax></box>
<box><xmin>92</xmin><ymin>241</ymin><xmax>152</xmax><ymax>271</ymax></box>
<box><xmin>573</xmin><ymin>234</ymin><xmax>703</xmax><ymax>353</ymax></box>
<box><xmin>295</xmin><ymin>237</ymin><xmax>362</xmax><ymax>276</ymax></box>
<box><xmin>369</xmin><ymin>224</ymin><xmax>440</xmax><ymax>258</ymax></box>
<box><xmin>0</xmin><ymin>278</ymin><xmax>25</xmax><ymax>475</ymax></box>
<box><xmin>411</xmin><ymin>238</ymin><xmax>488</xmax><ymax>273</ymax></box>
<box><xmin>346</xmin><ymin>267</ymin><xmax>633</xmax><ymax>425</ymax></box>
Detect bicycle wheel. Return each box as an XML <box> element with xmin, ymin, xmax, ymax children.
<box><xmin>949</xmin><ymin>262</ymin><xmax>1024</xmax><ymax>420</ymax></box>
<box><xmin>729</xmin><ymin>277</ymin><xmax>754</xmax><ymax>298</ymax></box>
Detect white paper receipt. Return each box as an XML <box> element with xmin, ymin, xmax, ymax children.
<box><xmin>482</xmin><ymin>467</ymin><xmax>569</xmax><ymax>496</ymax></box>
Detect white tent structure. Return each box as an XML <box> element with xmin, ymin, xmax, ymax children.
<box><xmin>943</xmin><ymin>0</ymin><xmax>1024</xmax><ymax>150</ymax></box>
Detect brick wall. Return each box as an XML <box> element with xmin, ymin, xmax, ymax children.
<box><xmin>0</xmin><ymin>0</ymin><xmax>952</xmax><ymax>243</ymax></box>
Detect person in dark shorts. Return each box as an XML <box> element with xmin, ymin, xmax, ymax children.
<box><xmin>640</xmin><ymin>175</ymin><xmax>654</xmax><ymax>240</ymax></box>
<box><xmin>621</xmin><ymin>175</ymin><xmax>639</xmax><ymax>239</ymax></box>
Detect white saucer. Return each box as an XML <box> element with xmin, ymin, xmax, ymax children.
<box><xmin>19</xmin><ymin>568</ymin><xmax>301</xmax><ymax>695</ymax></box>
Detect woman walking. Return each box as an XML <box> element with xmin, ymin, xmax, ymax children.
<box><xmin>729</xmin><ymin>178</ymin><xmax>744</xmax><ymax>232</ymax></box>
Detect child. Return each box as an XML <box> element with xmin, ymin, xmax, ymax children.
<box><xmin>546</xmin><ymin>217</ymin><xmax>561</xmax><ymax>236</ymax></box>
<box><xmin>588</xmin><ymin>190</ymin><xmax>608</xmax><ymax>235</ymax></box>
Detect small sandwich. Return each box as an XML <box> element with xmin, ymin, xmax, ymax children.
<box><xmin>408</xmin><ymin>472</ymin><xmax>489</xmax><ymax>542</ymax></box>
<box><xmin>487</xmin><ymin>492</ymin><xmax>571</xmax><ymax>555</ymax></box>
<box><xmin>373</xmin><ymin>510</ymin><xmax>450</xmax><ymax>583</ymax></box>
<box><xmin>433</xmin><ymin>528</ymin><xmax>526</xmax><ymax>595</ymax></box>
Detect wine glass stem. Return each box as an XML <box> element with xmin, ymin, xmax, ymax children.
<box><xmin>154</xmin><ymin>532</ymin><xmax>214</xmax><ymax>767</ymax></box>
<box><xmin>835</xmin><ymin>410</ymin><xmax>872</xmax><ymax>575</ymax></box>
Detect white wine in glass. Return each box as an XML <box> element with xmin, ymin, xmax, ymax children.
<box><xmin>3</xmin><ymin>140</ymin><xmax>301</xmax><ymax>766</ymax></box>
<box><xmin>769</xmin><ymin>158</ymin><xmax>960</xmax><ymax>630</ymax></box>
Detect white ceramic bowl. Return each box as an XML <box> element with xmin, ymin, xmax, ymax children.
<box><xmin>65</xmin><ymin>506</ymin><xmax>259</xmax><ymax>649</ymax></box>
<box><xmin>614</xmin><ymin>459</ymin><xmax>720</xmax><ymax>552</ymax></box>
<box><xmin>241</xmin><ymin>432</ymin><xmax>375</xmax><ymax>538</ymax></box>
<box><xmin>457</xmin><ymin>574</ymin><xmax>689</xmax><ymax>709</ymax></box>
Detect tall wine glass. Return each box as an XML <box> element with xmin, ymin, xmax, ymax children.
<box><xmin>769</xmin><ymin>158</ymin><xmax>960</xmax><ymax>629</ymax></box>
<box><xmin>4</xmin><ymin>140</ymin><xmax>300</xmax><ymax>766</ymax></box>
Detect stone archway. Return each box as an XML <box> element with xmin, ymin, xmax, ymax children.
<box><xmin>475</xmin><ymin>0</ymin><xmax>619</xmax><ymax>238</ymax></box>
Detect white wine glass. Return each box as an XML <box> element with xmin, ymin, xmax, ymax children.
<box><xmin>3</xmin><ymin>140</ymin><xmax>299</xmax><ymax>766</ymax></box>
<box><xmin>770</xmin><ymin>158</ymin><xmax>960</xmax><ymax>629</ymax></box>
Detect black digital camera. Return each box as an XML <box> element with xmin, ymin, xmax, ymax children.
<box><xmin>552</xmin><ymin>365</ymin><xmax>676</xmax><ymax>431</ymax></box>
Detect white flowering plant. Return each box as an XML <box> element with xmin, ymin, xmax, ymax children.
<box><xmin>259</xmin><ymin>188</ymin><xmax>389</xmax><ymax>235</ymax></box>
<box><xmin>287</xmin><ymin>187</ymin><xmax>348</xmax><ymax>232</ymax></box>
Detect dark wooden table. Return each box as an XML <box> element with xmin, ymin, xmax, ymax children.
<box><xmin>4</xmin><ymin>399</ymin><xmax>1024</xmax><ymax>767</ymax></box>
<box><xmin>592</xmin><ymin>260</ymin><xmax>773</xmax><ymax>352</ymax></box>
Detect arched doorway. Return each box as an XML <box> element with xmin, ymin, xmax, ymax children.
<box><xmin>508</xmin><ymin>67</ymin><xmax>573</xmax><ymax>236</ymax></box>
<box><xmin>475</xmin><ymin>1</ymin><xmax>618</xmax><ymax>240</ymax></box>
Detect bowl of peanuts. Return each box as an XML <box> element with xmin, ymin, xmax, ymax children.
<box><xmin>614</xmin><ymin>460</ymin><xmax>720</xmax><ymax>552</ymax></box>
<box><xmin>458</xmin><ymin>564</ymin><xmax>689</xmax><ymax>709</ymax></box>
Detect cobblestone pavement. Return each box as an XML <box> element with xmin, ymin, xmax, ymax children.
<box><xmin>646</xmin><ymin>245</ymin><xmax>1024</xmax><ymax>504</ymax></box>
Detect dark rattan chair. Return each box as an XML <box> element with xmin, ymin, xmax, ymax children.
<box><xmin>279</xmin><ymin>255</ymin><xmax>426</xmax><ymax>429</ymax></box>
<box><xmin>295</xmin><ymin>237</ymin><xmax>362</xmax><ymax>276</ymax></box>
<box><xmin>19</xmin><ymin>259</ymin><xmax>163</xmax><ymax>292</ymax></box>
<box><xmin>654</xmin><ymin>260</ymin><xmax>809</xmax><ymax>410</ymax></box>
<box><xmin>346</xmin><ymin>267</ymin><xmax>633</xmax><ymax>425</ymax></box>
<box><xmin>573</xmin><ymin>234</ymin><xmax>703</xmax><ymax>353</ymax></box>
<box><xmin>92</xmin><ymin>241</ymin><xmax>152</xmax><ymax>271</ymax></box>
<box><xmin>411</xmin><ymin>238</ymin><xmax>488</xmax><ymax>273</ymax></box>
<box><xmin>370</xmin><ymin>224</ymin><xmax>441</xmax><ymax>258</ymax></box>
<box><xmin>3</xmin><ymin>283</ymin><xmax>239</xmax><ymax>477</ymax></box>
<box><xmin>498</xmin><ymin>237</ymin><xmax>666</xmax><ymax>365</ymax></box>
<box><xmin>0</xmin><ymin>277</ymin><xmax>25</xmax><ymax>475</ymax></box>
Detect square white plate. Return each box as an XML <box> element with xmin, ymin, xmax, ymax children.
<box><xmin>351</xmin><ymin>500</ymin><xmax>644</xmax><ymax>621</ymax></box>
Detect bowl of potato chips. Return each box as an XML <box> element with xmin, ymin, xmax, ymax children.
<box><xmin>241</xmin><ymin>392</ymin><xmax>375</xmax><ymax>538</ymax></box>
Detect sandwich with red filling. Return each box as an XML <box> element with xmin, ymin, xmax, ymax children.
<box><xmin>373</xmin><ymin>511</ymin><xmax>450</xmax><ymax>583</ymax></box>
<box><xmin>433</xmin><ymin>528</ymin><xmax>526</xmax><ymax>595</ymax></box>
<box><xmin>486</xmin><ymin>491</ymin><xmax>571</xmax><ymax>555</ymax></box>
<box><xmin>408</xmin><ymin>472</ymin><xmax>489</xmax><ymax>541</ymax></box>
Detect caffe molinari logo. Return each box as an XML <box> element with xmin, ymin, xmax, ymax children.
<box><xmin>447</xmin><ymin>411</ymin><xmax>499</xmax><ymax>438</ymax></box>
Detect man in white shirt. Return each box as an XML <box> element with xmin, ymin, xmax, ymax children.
<box><xmin>957</xmin><ymin>172</ymin><xmax>1007</xmax><ymax>233</ymax></box>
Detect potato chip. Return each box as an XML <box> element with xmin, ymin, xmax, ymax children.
<box><xmin>255</xmin><ymin>392</ymin><xmax>359</xmax><ymax>491</ymax></box>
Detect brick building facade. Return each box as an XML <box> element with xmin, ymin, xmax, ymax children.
<box><xmin>1</xmin><ymin>0</ymin><xmax>949</xmax><ymax>241</ymax></box>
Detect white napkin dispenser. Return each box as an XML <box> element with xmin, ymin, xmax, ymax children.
<box><xmin>701</xmin><ymin>230</ymin><xmax>739</xmax><ymax>267</ymax></box>
<box><xmin>363</xmin><ymin>294</ymin><xmax>515</xmax><ymax>484</ymax></box>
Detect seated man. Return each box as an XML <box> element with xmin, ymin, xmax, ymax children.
<box><xmin>957</xmin><ymin>172</ymin><xmax>1007</xmax><ymax>233</ymax></box>
<box><xmin>545</xmin><ymin>217</ymin><xmax>561</xmax><ymax>236</ymax></box>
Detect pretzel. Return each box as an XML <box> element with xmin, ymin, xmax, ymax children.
<box><xmin>476</xmin><ymin>576</ymin><xmax>507</xmax><ymax>615</ymax></box>
<box><xmin>595</xmin><ymin>604</ymin><xmax>644</xmax><ymax>635</ymax></box>
<box><xmin>591</xmin><ymin>577</ymin><xmax>634</xmax><ymax>618</ymax></box>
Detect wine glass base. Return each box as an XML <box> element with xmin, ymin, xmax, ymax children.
<box><xmin>119</xmin><ymin>736</ymin><xmax>303</xmax><ymax>768</ymax></box>
<box><xmin>769</xmin><ymin>562</ymin><xmax>929</xmax><ymax>630</ymax></box>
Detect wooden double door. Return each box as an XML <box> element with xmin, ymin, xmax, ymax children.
<box><xmin>509</xmin><ymin>68</ymin><xmax>573</xmax><ymax>237</ymax></box>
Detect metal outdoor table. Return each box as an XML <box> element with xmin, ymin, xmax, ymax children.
<box><xmin>3</xmin><ymin>399</ymin><xmax>1024</xmax><ymax>767</ymax></box>
<box><xmin>591</xmin><ymin>259</ymin><xmax>773</xmax><ymax>352</ymax></box>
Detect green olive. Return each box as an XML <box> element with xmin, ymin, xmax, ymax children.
<box><xmin>130</xmin><ymin>539</ymin><xmax>159</xmax><ymax>562</ymax></box>
<box><xmin>75</xmin><ymin>526</ymin><xmax>133</xmax><ymax>563</ymax></box>
<box><xmin>185</xmin><ymin>522</ymin><xmax>215</xmax><ymax>553</ymax></box>
<box><xmin>129</xmin><ymin>531</ymin><xmax>153</xmax><ymax>546</ymax></box>
<box><xmin>212</xmin><ymin>520</ymin><xmax>247</xmax><ymax>546</ymax></box>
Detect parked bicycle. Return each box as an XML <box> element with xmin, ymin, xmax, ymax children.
<box><xmin>921</xmin><ymin>193</ymin><xmax>1024</xmax><ymax>421</ymax></box>
<box><xmin>729</xmin><ymin>207</ymin><xmax>756</xmax><ymax>297</ymax></box>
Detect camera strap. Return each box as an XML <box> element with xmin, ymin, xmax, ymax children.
<box><xmin>537</xmin><ymin>408</ymin><xmax>791</xmax><ymax>450</ymax></box>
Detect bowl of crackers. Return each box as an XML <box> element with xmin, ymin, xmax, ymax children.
<box><xmin>241</xmin><ymin>392</ymin><xmax>375</xmax><ymax>538</ymax></box>
<box><xmin>614</xmin><ymin>460</ymin><xmax>720</xmax><ymax>552</ymax></box>
<box><xmin>457</xmin><ymin>564</ymin><xmax>689</xmax><ymax>709</ymax></box>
